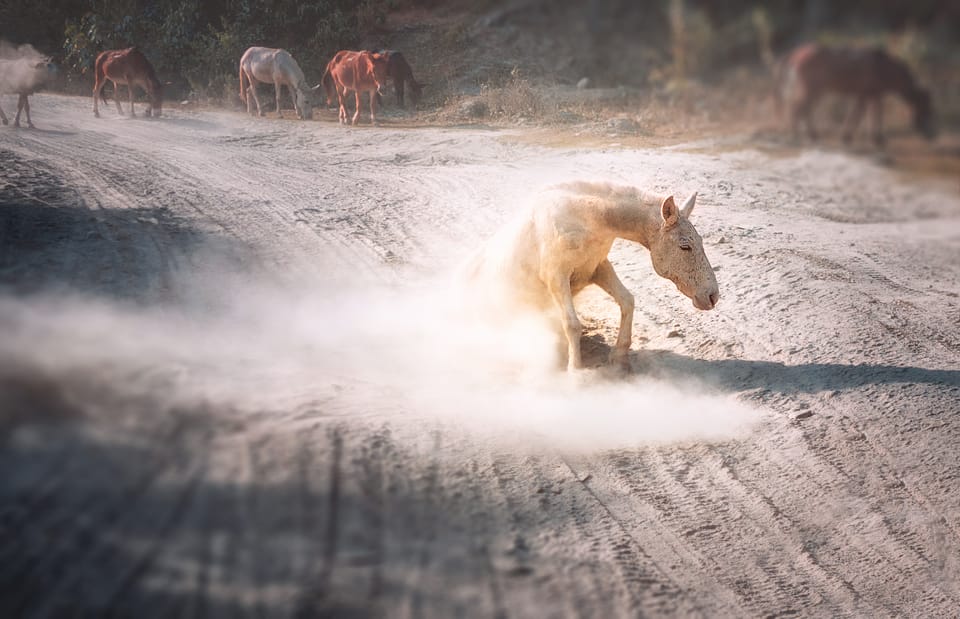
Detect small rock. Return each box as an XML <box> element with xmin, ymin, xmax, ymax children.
<box><xmin>579</xmin><ymin>473</ymin><xmax>592</xmax><ymax>483</ymax></box>
<box><xmin>576</xmin><ymin>77</ymin><xmax>590</xmax><ymax>90</ymax></box>
<box><xmin>667</xmin><ymin>329</ymin><xmax>684</xmax><ymax>338</ymax></box>
<box><xmin>717</xmin><ymin>236</ymin><xmax>727</xmax><ymax>244</ymax></box>
<box><xmin>792</xmin><ymin>410</ymin><xmax>814</xmax><ymax>421</ymax></box>
<box><xmin>606</xmin><ymin>116</ymin><xmax>640</xmax><ymax>133</ymax></box>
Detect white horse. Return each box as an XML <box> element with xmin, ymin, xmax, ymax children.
<box><xmin>239</xmin><ymin>47</ymin><xmax>319</xmax><ymax>120</ymax></box>
<box><xmin>466</xmin><ymin>182</ymin><xmax>720</xmax><ymax>370</ymax></box>
<box><xmin>0</xmin><ymin>56</ymin><xmax>55</xmax><ymax>128</ymax></box>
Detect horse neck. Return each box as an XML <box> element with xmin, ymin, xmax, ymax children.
<box><xmin>597</xmin><ymin>194</ymin><xmax>663</xmax><ymax>248</ymax></box>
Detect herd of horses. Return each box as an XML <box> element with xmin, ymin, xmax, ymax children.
<box><xmin>87</xmin><ymin>45</ymin><xmax>424</xmax><ymax>125</ymax></box>
<box><xmin>1</xmin><ymin>41</ymin><xmax>939</xmax><ymax>143</ymax></box>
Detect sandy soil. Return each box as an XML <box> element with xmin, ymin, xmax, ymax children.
<box><xmin>2</xmin><ymin>94</ymin><xmax>959</xmax><ymax>617</ymax></box>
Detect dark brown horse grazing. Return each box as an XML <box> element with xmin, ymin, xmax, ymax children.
<box><xmin>93</xmin><ymin>47</ymin><xmax>163</xmax><ymax>118</ymax></box>
<box><xmin>777</xmin><ymin>43</ymin><xmax>935</xmax><ymax>146</ymax></box>
<box><xmin>371</xmin><ymin>50</ymin><xmax>426</xmax><ymax>107</ymax></box>
<box><xmin>321</xmin><ymin>50</ymin><xmax>390</xmax><ymax>125</ymax></box>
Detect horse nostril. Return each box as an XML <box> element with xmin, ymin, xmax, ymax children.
<box><xmin>709</xmin><ymin>292</ymin><xmax>719</xmax><ymax>307</ymax></box>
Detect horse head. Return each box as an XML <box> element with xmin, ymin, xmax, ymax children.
<box><xmin>409</xmin><ymin>80</ymin><xmax>427</xmax><ymax>106</ymax></box>
<box><xmin>295</xmin><ymin>83</ymin><xmax>315</xmax><ymax>120</ymax></box>
<box><xmin>648</xmin><ymin>193</ymin><xmax>719</xmax><ymax>311</ymax></box>
<box><xmin>909</xmin><ymin>88</ymin><xmax>936</xmax><ymax>140</ymax></box>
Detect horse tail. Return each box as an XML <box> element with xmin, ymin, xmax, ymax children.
<box><xmin>321</xmin><ymin>66</ymin><xmax>335</xmax><ymax>106</ymax></box>
<box><xmin>93</xmin><ymin>52</ymin><xmax>109</xmax><ymax>102</ymax></box>
<box><xmin>238</xmin><ymin>64</ymin><xmax>248</xmax><ymax>104</ymax></box>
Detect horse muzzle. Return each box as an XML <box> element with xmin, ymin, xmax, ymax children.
<box><xmin>693</xmin><ymin>290</ymin><xmax>720</xmax><ymax>311</ymax></box>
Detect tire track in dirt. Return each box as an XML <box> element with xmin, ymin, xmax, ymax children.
<box><xmin>4</xmin><ymin>94</ymin><xmax>960</xmax><ymax>617</ymax></box>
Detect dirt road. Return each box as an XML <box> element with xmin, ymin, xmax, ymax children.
<box><xmin>2</xmin><ymin>94</ymin><xmax>959</xmax><ymax>617</ymax></box>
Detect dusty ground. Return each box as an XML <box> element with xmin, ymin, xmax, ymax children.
<box><xmin>2</xmin><ymin>94</ymin><xmax>960</xmax><ymax>617</ymax></box>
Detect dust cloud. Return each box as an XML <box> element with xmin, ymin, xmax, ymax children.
<box><xmin>0</xmin><ymin>40</ymin><xmax>52</xmax><ymax>94</ymax></box>
<box><xmin>0</xmin><ymin>251</ymin><xmax>760</xmax><ymax>451</ymax></box>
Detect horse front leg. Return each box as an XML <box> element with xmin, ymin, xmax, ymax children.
<box><xmin>796</xmin><ymin>93</ymin><xmax>820</xmax><ymax>142</ymax></box>
<box><xmin>113</xmin><ymin>82</ymin><xmax>125</xmax><ymax>115</ymax></box>
<box><xmin>275</xmin><ymin>82</ymin><xmax>283</xmax><ymax>118</ymax></box>
<box><xmin>336</xmin><ymin>88</ymin><xmax>347</xmax><ymax>124</ymax></box>
<box><xmin>369</xmin><ymin>90</ymin><xmax>379</xmax><ymax>125</ymax></box>
<box><xmin>0</xmin><ymin>101</ymin><xmax>8</xmax><ymax>125</ymax></box>
<box><xmin>15</xmin><ymin>94</ymin><xmax>32</xmax><ymax>128</ymax></box>
<box><xmin>128</xmin><ymin>83</ymin><xmax>136</xmax><ymax>117</ymax></box>
<box><xmin>352</xmin><ymin>91</ymin><xmax>362</xmax><ymax>125</ymax></box>
<box><xmin>870</xmin><ymin>97</ymin><xmax>886</xmax><ymax>148</ymax></box>
<box><xmin>842</xmin><ymin>96</ymin><xmax>866</xmax><ymax>145</ymax></box>
<box><xmin>591</xmin><ymin>259</ymin><xmax>635</xmax><ymax>369</ymax></box>
<box><xmin>547</xmin><ymin>274</ymin><xmax>583</xmax><ymax>371</ymax></box>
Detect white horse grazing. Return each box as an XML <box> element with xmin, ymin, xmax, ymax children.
<box><xmin>0</xmin><ymin>56</ymin><xmax>55</xmax><ymax>128</ymax></box>
<box><xmin>239</xmin><ymin>47</ymin><xmax>319</xmax><ymax>120</ymax></box>
<box><xmin>466</xmin><ymin>182</ymin><xmax>720</xmax><ymax>370</ymax></box>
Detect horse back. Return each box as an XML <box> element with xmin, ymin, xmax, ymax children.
<box><xmin>790</xmin><ymin>43</ymin><xmax>909</xmax><ymax>97</ymax></box>
<box><xmin>98</xmin><ymin>47</ymin><xmax>159</xmax><ymax>86</ymax></box>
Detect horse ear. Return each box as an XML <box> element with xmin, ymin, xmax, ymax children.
<box><xmin>660</xmin><ymin>196</ymin><xmax>679</xmax><ymax>226</ymax></box>
<box><xmin>680</xmin><ymin>191</ymin><xmax>697</xmax><ymax>218</ymax></box>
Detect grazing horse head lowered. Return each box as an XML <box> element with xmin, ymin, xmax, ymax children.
<box><xmin>370</xmin><ymin>50</ymin><xmax>427</xmax><ymax>107</ymax></box>
<box><xmin>466</xmin><ymin>182</ymin><xmax>719</xmax><ymax>371</ymax></box>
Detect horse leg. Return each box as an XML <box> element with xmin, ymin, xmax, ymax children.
<box><xmin>275</xmin><ymin>82</ymin><xmax>283</xmax><ymax>118</ymax></box>
<box><xmin>113</xmin><ymin>81</ymin><xmax>124</xmax><ymax>115</ymax></box>
<box><xmin>842</xmin><ymin>96</ymin><xmax>866</xmax><ymax>145</ymax></box>
<box><xmin>15</xmin><ymin>94</ymin><xmax>32</xmax><ymax>128</ymax></box>
<box><xmin>369</xmin><ymin>90</ymin><xmax>379</xmax><ymax>125</ymax></box>
<box><xmin>870</xmin><ymin>97</ymin><xmax>886</xmax><ymax>148</ymax></box>
<box><xmin>591</xmin><ymin>259</ymin><xmax>635</xmax><ymax>368</ymax></box>
<box><xmin>352</xmin><ymin>91</ymin><xmax>361</xmax><ymax>125</ymax></box>
<box><xmin>336</xmin><ymin>88</ymin><xmax>347</xmax><ymax>124</ymax></box>
<box><xmin>93</xmin><ymin>79</ymin><xmax>102</xmax><ymax>118</ymax></box>
<box><xmin>547</xmin><ymin>274</ymin><xmax>583</xmax><ymax>371</ymax></box>
<box><xmin>128</xmin><ymin>82</ymin><xmax>137</xmax><ymax>117</ymax></box>
<box><xmin>796</xmin><ymin>93</ymin><xmax>820</xmax><ymax>142</ymax></box>
<box><xmin>250</xmin><ymin>83</ymin><xmax>263</xmax><ymax>117</ymax></box>
<box><xmin>0</xmin><ymin>100</ymin><xmax>8</xmax><ymax>125</ymax></box>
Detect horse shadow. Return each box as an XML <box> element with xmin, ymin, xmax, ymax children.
<box><xmin>3</xmin><ymin>126</ymin><xmax>76</xmax><ymax>136</ymax></box>
<box><xmin>580</xmin><ymin>333</ymin><xmax>960</xmax><ymax>395</ymax></box>
<box><xmin>0</xmin><ymin>149</ymin><xmax>247</xmax><ymax>303</ymax></box>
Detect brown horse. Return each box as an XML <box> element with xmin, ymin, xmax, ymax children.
<box><xmin>321</xmin><ymin>50</ymin><xmax>390</xmax><ymax>125</ymax></box>
<box><xmin>777</xmin><ymin>43</ymin><xmax>935</xmax><ymax>146</ymax></box>
<box><xmin>93</xmin><ymin>47</ymin><xmax>163</xmax><ymax>118</ymax></box>
<box><xmin>372</xmin><ymin>50</ymin><xmax>426</xmax><ymax>107</ymax></box>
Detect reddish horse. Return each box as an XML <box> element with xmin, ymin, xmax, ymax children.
<box><xmin>321</xmin><ymin>51</ymin><xmax>390</xmax><ymax>125</ymax></box>
<box><xmin>93</xmin><ymin>47</ymin><xmax>163</xmax><ymax>118</ymax></box>
<box><xmin>777</xmin><ymin>43</ymin><xmax>935</xmax><ymax>146</ymax></box>
<box><xmin>372</xmin><ymin>50</ymin><xmax>426</xmax><ymax>107</ymax></box>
